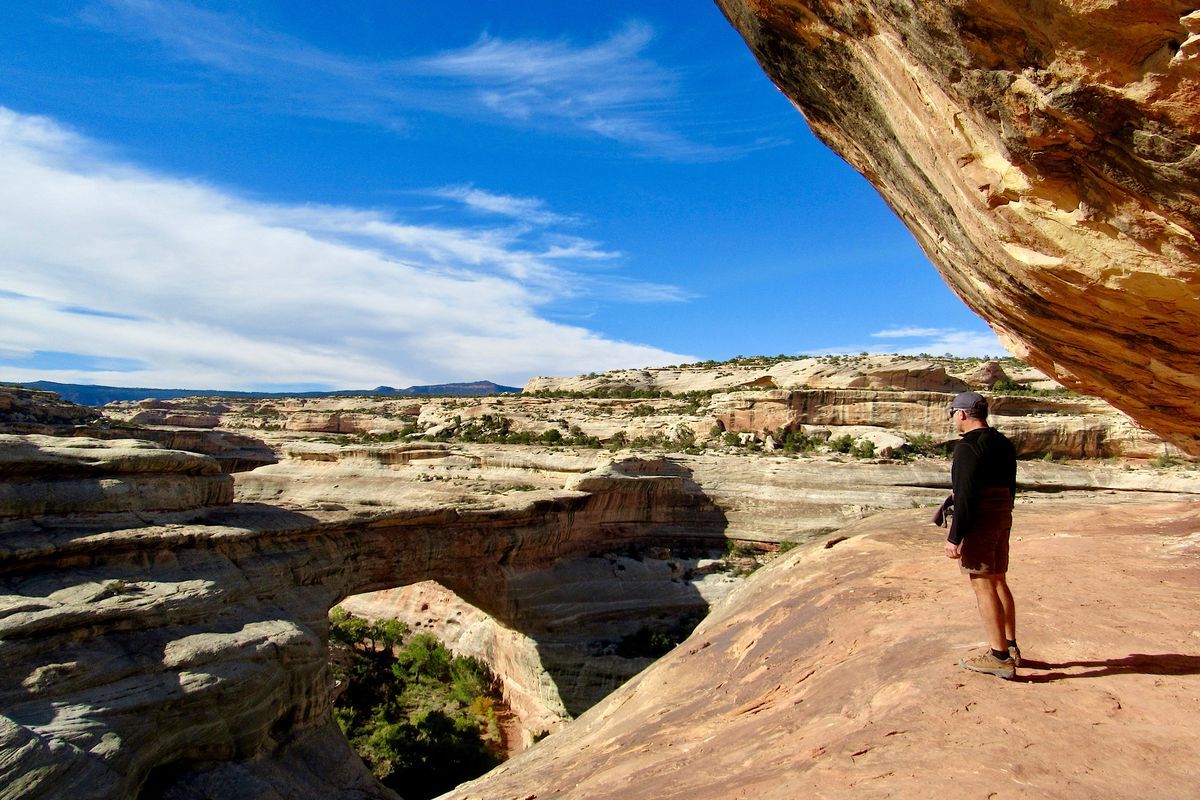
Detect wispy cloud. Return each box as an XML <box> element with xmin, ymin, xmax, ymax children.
<box><xmin>0</xmin><ymin>107</ymin><xmax>692</xmax><ymax>389</ymax></box>
<box><xmin>871</xmin><ymin>326</ymin><xmax>950</xmax><ymax>339</ymax></box>
<box><xmin>78</xmin><ymin>1</ymin><xmax>784</xmax><ymax>159</ymax></box>
<box><xmin>430</xmin><ymin>185</ymin><xmax>581</xmax><ymax>228</ymax></box>
<box><xmin>805</xmin><ymin>327</ymin><xmax>1011</xmax><ymax>359</ymax></box>
<box><xmin>870</xmin><ymin>326</ymin><xmax>1010</xmax><ymax>357</ymax></box>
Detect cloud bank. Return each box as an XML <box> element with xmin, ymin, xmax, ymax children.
<box><xmin>0</xmin><ymin>108</ymin><xmax>693</xmax><ymax>390</ymax></box>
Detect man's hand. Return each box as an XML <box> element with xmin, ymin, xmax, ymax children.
<box><xmin>944</xmin><ymin>541</ymin><xmax>961</xmax><ymax>559</ymax></box>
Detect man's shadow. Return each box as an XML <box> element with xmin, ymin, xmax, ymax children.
<box><xmin>1017</xmin><ymin>653</ymin><xmax>1200</xmax><ymax>683</ymax></box>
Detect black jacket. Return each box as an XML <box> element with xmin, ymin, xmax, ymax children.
<box><xmin>948</xmin><ymin>426</ymin><xmax>1017</xmax><ymax>545</ymax></box>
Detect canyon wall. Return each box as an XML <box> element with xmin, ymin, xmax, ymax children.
<box><xmin>0</xmin><ymin>433</ymin><xmax>730</xmax><ymax>799</ymax></box>
<box><xmin>102</xmin><ymin>356</ymin><xmax>1189</xmax><ymax>462</ymax></box>
<box><xmin>715</xmin><ymin>1</ymin><xmax>1200</xmax><ymax>453</ymax></box>
<box><xmin>4</xmin><ymin>382</ymin><xmax>1200</xmax><ymax>797</ymax></box>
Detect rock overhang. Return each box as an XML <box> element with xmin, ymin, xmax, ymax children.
<box><xmin>715</xmin><ymin>0</ymin><xmax>1200</xmax><ymax>452</ymax></box>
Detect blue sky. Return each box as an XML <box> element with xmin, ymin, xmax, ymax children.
<box><xmin>0</xmin><ymin>1</ymin><xmax>1007</xmax><ymax>391</ymax></box>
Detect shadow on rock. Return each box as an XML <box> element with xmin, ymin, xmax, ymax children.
<box><xmin>1018</xmin><ymin>653</ymin><xmax>1200</xmax><ymax>682</ymax></box>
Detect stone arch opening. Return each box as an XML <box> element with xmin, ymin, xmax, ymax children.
<box><xmin>315</xmin><ymin>458</ymin><xmax>734</xmax><ymax>797</ymax></box>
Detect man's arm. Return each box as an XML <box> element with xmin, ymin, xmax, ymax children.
<box><xmin>947</xmin><ymin>439</ymin><xmax>980</xmax><ymax>545</ymax></box>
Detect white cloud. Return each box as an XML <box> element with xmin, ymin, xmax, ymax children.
<box><xmin>804</xmin><ymin>327</ymin><xmax>1012</xmax><ymax>359</ymax></box>
<box><xmin>430</xmin><ymin>185</ymin><xmax>581</xmax><ymax>227</ymax></box>
<box><xmin>871</xmin><ymin>326</ymin><xmax>951</xmax><ymax>339</ymax></box>
<box><xmin>0</xmin><ymin>108</ymin><xmax>692</xmax><ymax>389</ymax></box>
<box><xmin>79</xmin><ymin>1</ymin><xmax>783</xmax><ymax>160</ymax></box>
<box><xmin>871</xmin><ymin>327</ymin><xmax>1011</xmax><ymax>358</ymax></box>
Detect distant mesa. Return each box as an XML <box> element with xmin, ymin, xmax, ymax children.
<box><xmin>10</xmin><ymin>379</ymin><xmax>521</xmax><ymax>407</ymax></box>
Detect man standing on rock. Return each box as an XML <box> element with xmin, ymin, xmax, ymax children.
<box><xmin>943</xmin><ymin>391</ymin><xmax>1019</xmax><ymax>679</ymax></box>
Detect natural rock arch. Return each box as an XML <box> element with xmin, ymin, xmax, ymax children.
<box><xmin>0</xmin><ymin>459</ymin><xmax>728</xmax><ymax>800</ymax></box>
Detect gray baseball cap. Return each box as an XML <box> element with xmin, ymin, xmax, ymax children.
<box><xmin>949</xmin><ymin>391</ymin><xmax>988</xmax><ymax>411</ymax></box>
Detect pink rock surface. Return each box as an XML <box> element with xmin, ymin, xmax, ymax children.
<box><xmin>446</xmin><ymin>499</ymin><xmax>1200</xmax><ymax>800</ymax></box>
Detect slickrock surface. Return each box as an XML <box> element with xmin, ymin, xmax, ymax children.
<box><xmin>445</xmin><ymin>498</ymin><xmax>1200</xmax><ymax>800</ymax></box>
<box><xmin>0</xmin><ymin>435</ymin><xmax>232</xmax><ymax>518</ymax></box>
<box><xmin>715</xmin><ymin>1</ymin><xmax>1200</xmax><ymax>453</ymax></box>
<box><xmin>100</xmin><ymin>428</ymin><xmax>276</xmax><ymax>474</ymax></box>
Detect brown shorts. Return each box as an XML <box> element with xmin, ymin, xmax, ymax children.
<box><xmin>959</xmin><ymin>489</ymin><xmax>1013</xmax><ymax>575</ymax></box>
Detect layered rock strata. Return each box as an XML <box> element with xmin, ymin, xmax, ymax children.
<box><xmin>0</xmin><ymin>388</ymin><xmax>100</xmax><ymax>434</ymax></box>
<box><xmin>5</xmin><ymin>369</ymin><xmax>1200</xmax><ymax>799</ymax></box>
<box><xmin>3</xmin><ymin>425</ymin><xmax>1198</xmax><ymax>798</ymax></box>
<box><xmin>715</xmin><ymin>1</ymin><xmax>1200</xmax><ymax>453</ymax></box>
<box><xmin>0</xmin><ymin>435</ymin><xmax>232</xmax><ymax>518</ymax></box>
<box><xmin>0</xmin><ymin>446</ymin><xmax>729</xmax><ymax>799</ymax></box>
<box><xmin>103</xmin><ymin>356</ymin><xmax>1186</xmax><ymax>464</ymax></box>
<box><xmin>712</xmin><ymin>388</ymin><xmax>1173</xmax><ymax>458</ymax></box>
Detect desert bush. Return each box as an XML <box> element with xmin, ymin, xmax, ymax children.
<box><xmin>1152</xmin><ymin>453</ymin><xmax>1178</xmax><ymax>468</ymax></box>
<box><xmin>616</xmin><ymin>626</ymin><xmax>677</xmax><ymax>658</ymax></box>
<box><xmin>778</xmin><ymin>428</ymin><xmax>817</xmax><ymax>453</ymax></box>
<box><xmin>828</xmin><ymin>434</ymin><xmax>854</xmax><ymax>454</ymax></box>
<box><xmin>851</xmin><ymin>439</ymin><xmax>876</xmax><ymax>459</ymax></box>
<box><xmin>329</xmin><ymin>610</ymin><xmax>502</xmax><ymax>800</ymax></box>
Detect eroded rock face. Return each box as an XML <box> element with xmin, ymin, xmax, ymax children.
<box><xmin>0</xmin><ymin>387</ymin><xmax>100</xmax><ymax>434</ymax></box>
<box><xmin>5</xmin><ymin>375</ymin><xmax>1200</xmax><ymax>798</ymax></box>
<box><xmin>0</xmin><ymin>435</ymin><xmax>232</xmax><ymax>518</ymax></box>
<box><xmin>711</xmin><ymin>388</ymin><xmax>1173</xmax><ymax>458</ymax></box>
<box><xmin>525</xmin><ymin>355</ymin><xmax>974</xmax><ymax>395</ymax></box>
<box><xmin>0</xmin><ymin>443</ymin><xmax>736</xmax><ymax>799</ymax></box>
<box><xmin>715</xmin><ymin>0</ymin><xmax>1200</xmax><ymax>453</ymax></box>
<box><xmin>106</xmin><ymin>355</ymin><xmax>1188</xmax><ymax>463</ymax></box>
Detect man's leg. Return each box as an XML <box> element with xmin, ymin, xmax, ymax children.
<box><xmin>996</xmin><ymin>574</ymin><xmax>1016</xmax><ymax>643</ymax></box>
<box><xmin>968</xmin><ymin>573</ymin><xmax>1007</xmax><ymax>652</ymax></box>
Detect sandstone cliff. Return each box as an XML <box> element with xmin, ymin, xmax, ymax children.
<box><xmin>715</xmin><ymin>1</ymin><xmax>1200</xmax><ymax>453</ymax></box>
<box><xmin>102</xmin><ymin>356</ymin><xmax>1189</xmax><ymax>463</ymax></box>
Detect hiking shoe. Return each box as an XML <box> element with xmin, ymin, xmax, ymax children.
<box><xmin>1009</xmin><ymin>644</ymin><xmax>1021</xmax><ymax>666</ymax></box>
<box><xmin>959</xmin><ymin>651</ymin><xmax>1016</xmax><ymax>679</ymax></box>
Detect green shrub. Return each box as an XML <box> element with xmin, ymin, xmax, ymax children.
<box><xmin>779</xmin><ymin>429</ymin><xmax>817</xmax><ymax>453</ymax></box>
<box><xmin>851</xmin><ymin>440</ymin><xmax>876</xmax><ymax>459</ymax></box>
<box><xmin>907</xmin><ymin>432</ymin><xmax>951</xmax><ymax>458</ymax></box>
<box><xmin>616</xmin><ymin>626</ymin><xmax>677</xmax><ymax>658</ymax></box>
<box><xmin>328</xmin><ymin>610</ymin><xmax>502</xmax><ymax>800</ymax></box>
<box><xmin>828</xmin><ymin>434</ymin><xmax>854</xmax><ymax>453</ymax></box>
<box><xmin>1152</xmin><ymin>453</ymin><xmax>1178</xmax><ymax>468</ymax></box>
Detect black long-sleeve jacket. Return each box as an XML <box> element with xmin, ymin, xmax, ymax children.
<box><xmin>948</xmin><ymin>426</ymin><xmax>1017</xmax><ymax>545</ymax></box>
